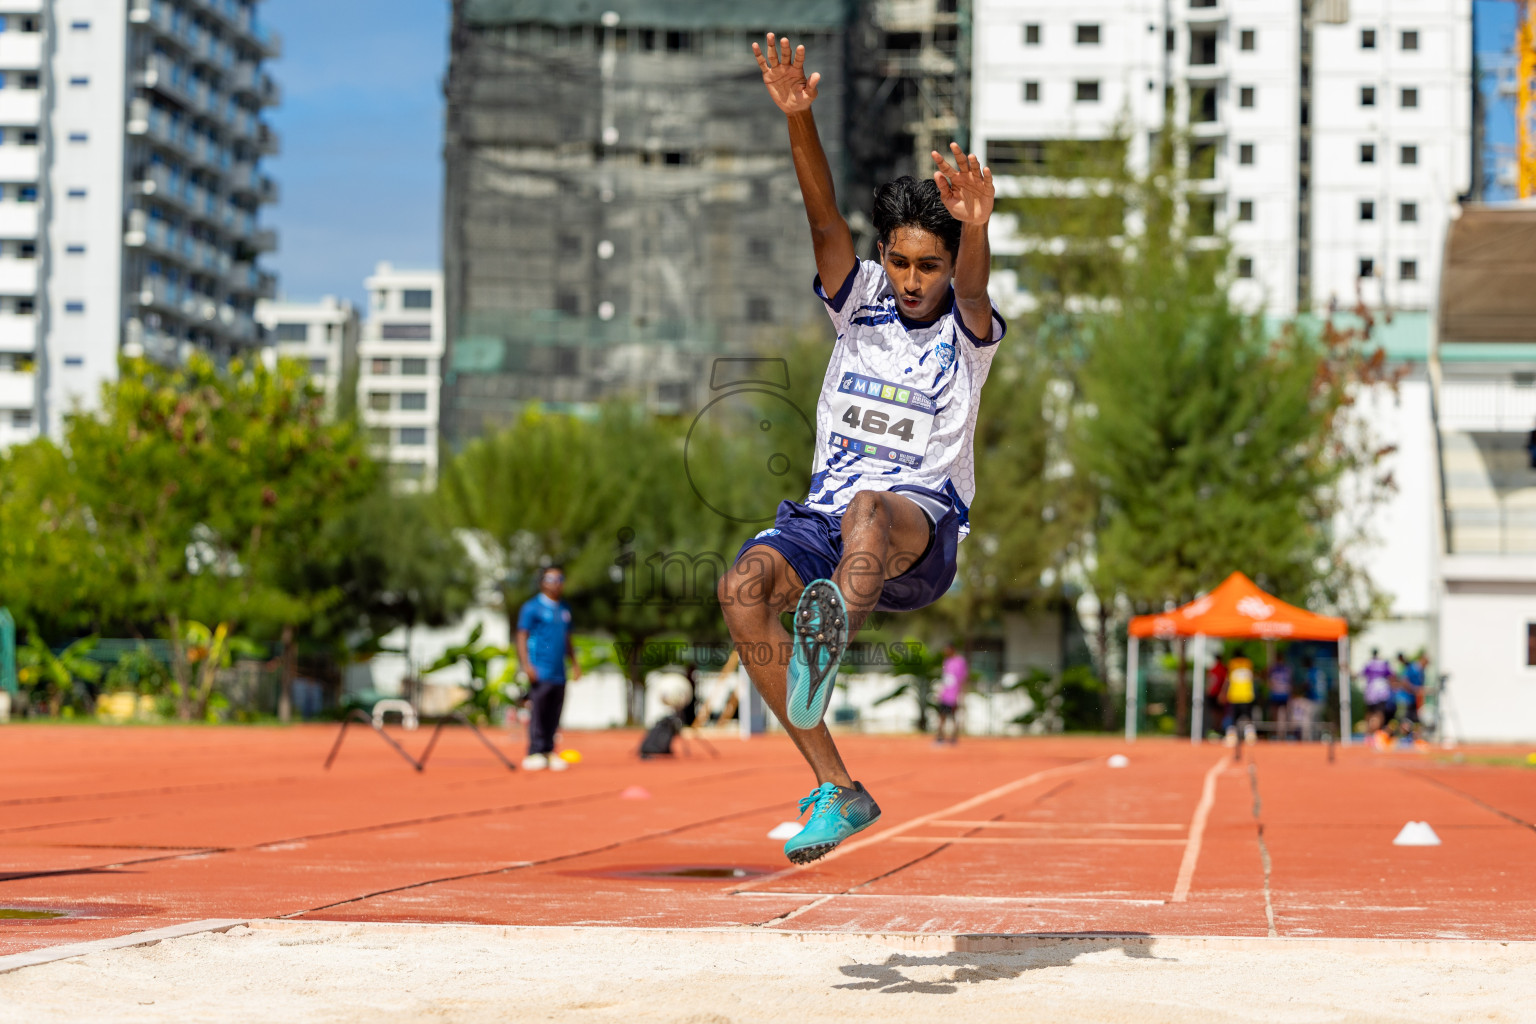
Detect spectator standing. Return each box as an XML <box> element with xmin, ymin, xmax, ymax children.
<box><xmin>1267</xmin><ymin>659</ymin><xmax>1294</xmax><ymax>740</ymax></box>
<box><xmin>1290</xmin><ymin>656</ymin><xmax>1324</xmax><ymax>740</ymax></box>
<box><xmin>515</xmin><ymin>566</ymin><xmax>582</xmax><ymax>771</ymax></box>
<box><xmin>1205</xmin><ymin>654</ymin><xmax>1228</xmax><ymax>739</ymax></box>
<box><xmin>1396</xmin><ymin>651</ymin><xmax>1425</xmax><ymax>740</ymax></box>
<box><xmin>934</xmin><ymin>643</ymin><xmax>966</xmax><ymax>745</ymax></box>
<box><xmin>1223</xmin><ymin>654</ymin><xmax>1257</xmax><ymax>745</ymax></box>
<box><xmin>1360</xmin><ymin>648</ymin><xmax>1396</xmax><ymax>737</ymax></box>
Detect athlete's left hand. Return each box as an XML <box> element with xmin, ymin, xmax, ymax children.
<box><xmin>932</xmin><ymin>143</ymin><xmax>993</xmax><ymax>224</ymax></box>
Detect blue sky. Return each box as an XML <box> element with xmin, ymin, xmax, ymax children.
<box><xmin>261</xmin><ymin>0</ymin><xmax>448</xmax><ymax>306</ymax></box>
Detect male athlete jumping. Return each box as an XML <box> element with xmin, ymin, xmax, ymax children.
<box><xmin>718</xmin><ymin>35</ymin><xmax>1004</xmax><ymax>864</ymax></box>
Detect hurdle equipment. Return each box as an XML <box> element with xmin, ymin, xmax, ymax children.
<box><xmin>323</xmin><ymin>708</ymin><xmax>517</xmax><ymax>773</ymax></box>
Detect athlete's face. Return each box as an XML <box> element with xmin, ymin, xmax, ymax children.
<box><xmin>878</xmin><ymin>226</ymin><xmax>955</xmax><ymax>321</ymax></box>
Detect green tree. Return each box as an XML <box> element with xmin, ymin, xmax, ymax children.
<box><xmin>17</xmin><ymin>635</ymin><xmax>103</xmax><ymax>717</ymax></box>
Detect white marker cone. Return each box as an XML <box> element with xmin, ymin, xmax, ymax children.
<box><xmin>767</xmin><ymin>821</ymin><xmax>804</xmax><ymax>840</ymax></box>
<box><xmin>1392</xmin><ymin>821</ymin><xmax>1441</xmax><ymax>846</ymax></box>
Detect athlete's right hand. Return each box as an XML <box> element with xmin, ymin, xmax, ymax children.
<box><xmin>753</xmin><ymin>33</ymin><xmax>819</xmax><ymax>114</ymax></box>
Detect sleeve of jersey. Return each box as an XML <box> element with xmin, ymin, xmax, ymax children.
<box><xmin>955</xmin><ymin>302</ymin><xmax>1008</xmax><ymax>348</ymax></box>
<box><xmin>515</xmin><ymin>601</ymin><xmax>535</xmax><ymax>633</ymax></box>
<box><xmin>812</xmin><ymin>260</ymin><xmax>879</xmax><ymax>331</ymax></box>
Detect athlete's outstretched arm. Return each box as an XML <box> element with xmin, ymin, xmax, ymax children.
<box><xmin>753</xmin><ymin>34</ymin><xmax>856</xmax><ymax>294</ymax></box>
<box><xmin>932</xmin><ymin>143</ymin><xmax>996</xmax><ymax>341</ymax></box>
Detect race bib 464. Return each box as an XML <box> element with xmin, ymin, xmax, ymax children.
<box><xmin>829</xmin><ymin>373</ymin><xmax>936</xmax><ymax>468</ymax></box>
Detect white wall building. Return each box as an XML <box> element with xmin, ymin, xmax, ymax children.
<box><xmin>973</xmin><ymin>0</ymin><xmax>1470</xmax><ymax>317</ymax></box>
<box><xmin>255</xmin><ymin>295</ymin><xmax>357</xmax><ymax>406</ymax></box>
<box><xmin>359</xmin><ymin>263</ymin><xmax>444</xmax><ymax>487</ymax></box>
<box><xmin>0</xmin><ymin>0</ymin><xmax>278</xmax><ymax>442</ymax></box>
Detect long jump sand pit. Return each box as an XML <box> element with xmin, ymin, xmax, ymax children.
<box><xmin>1</xmin><ymin>920</ymin><xmax>1533</xmax><ymax>1023</ymax></box>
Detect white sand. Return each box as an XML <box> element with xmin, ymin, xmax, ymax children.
<box><xmin>1</xmin><ymin>922</ymin><xmax>1533</xmax><ymax>1024</ymax></box>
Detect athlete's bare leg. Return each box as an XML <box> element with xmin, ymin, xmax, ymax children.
<box><xmin>719</xmin><ymin>546</ymin><xmax>855</xmax><ymax>787</ymax></box>
<box><xmin>833</xmin><ymin>490</ymin><xmax>931</xmax><ymax>636</ymax></box>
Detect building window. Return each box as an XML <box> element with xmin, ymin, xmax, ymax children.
<box><xmin>66</xmin><ymin>244</ymin><xmax>86</xmax><ymax>254</ymax></box>
<box><xmin>558</xmin><ymin>234</ymin><xmax>580</xmax><ymax>259</ymax></box>
<box><xmin>1361</xmin><ymin>28</ymin><xmax>1376</xmax><ymax>49</ymax></box>
<box><xmin>1237</xmin><ymin>257</ymin><xmax>1254</xmax><ymax>279</ymax></box>
<box><xmin>1024</xmin><ymin>23</ymin><xmax>1040</xmax><ymax>45</ymax></box>
<box><xmin>1401</xmin><ymin>29</ymin><xmax>1419</xmax><ymax>51</ymax></box>
<box><xmin>67</xmin><ymin>132</ymin><xmax>87</xmax><ymax>143</ymax></box>
<box><xmin>747</xmin><ymin>238</ymin><xmax>770</xmax><ymax>260</ymax></box>
<box><xmin>1401</xmin><ymin>87</ymin><xmax>1418</xmax><ymax>108</ymax></box>
<box><xmin>556</xmin><ymin>292</ymin><xmax>579</xmax><ymax>315</ymax></box>
<box><xmin>1023</xmin><ymin>81</ymin><xmax>1039</xmax><ymax>103</ymax></box>
<box><xmin>67</xmin><ymin>188</ymin><xmax>86</xmax><ymax>198</ymax></box>
<box><xmin>394</xmin><ymin>461</ymin><xmax>427</xmax><ymax>480</ymax></box>
<box><xmin>1400</xmin><ymin>259</ymin><xmax>1418</xmax><ymax>281</ymax></box>
<box><xmin>1360</xmin><ymin>143</ymin><xmax>1376</xmax><ymax>164</ymax></box>
<box><xmin>368</xmin><ymin>392</ymin><xmax>391</xmax><ymax>411</ymax></box>
<box><xmin>1240</xmin><ymin>28</ymin><xmax>1256</xmax><ymax>51</ymax></box>
<box><xmin>274</xmin><ymin>323</ymin><xmax>308</xmax><ymax>342</ymax></box>
<box><xmin>1075</xmin><ymin>80</ymin><xmax>1100</xmax><ymax>102</ymax></box>
<box><xmin>18</xmin><ymin>242</ymin><xmax>33</xmax><ymax>258</ymax></box>
<box><xmin>1237</xmin><ymin>199</ymin><xmax>1254</xmax><ymax>222</ymax></box>
<box><xmin>70</xmin><ymin>19</ymin><xmax>89</xmax><ymax>30</ymax></box>
<box><xmin>1401</xmin><ymin>144</ymin><xmax>1418</xmax><ymax>165</ymax></box>
<box><xmin>1360</xmin><ymin>200</ymin><xmax>1375</xmax><ymax>221</ymax></box>
<box><xmin>400</xmin><ymin>392</ymin><xmax>428</xmax><ymax>411</ymax></box>
<box><xmin>11</xmin><ymin>409</ymin><xmax>30</xmax><ymax>427</ymax></box>
<box><xmin>1527</xmin><ymin>623</ymin><xmax>1536</xmax><ymax>667</ymax></box>
<box><xmin>370</xmin><ymin>358</ymin><xmax>391</xmax><ymax>375</ymax></box>
<box><xmin>1400</xmin><ymin>201</ymin><xmax>1418</xmax><ymax>223</ymax></box>
<box><xmin>19</xmin><ymin>131</ymin><xmax>37</xmax><ymax>145</ymax></box>
<box><xmin>381</xmin><ymin>322</ymin><xmax>432</xmax><ymax>341</ymax></box>
<box><xmin>16</xmin><ymin>298</ymin><xmax>32</xmax><ymax>313</ymax></box>
<box><xmin>19</xmin><ymin>73</ymin><xmax>38</xmax><ymax>89</ymax></box>
<box><xmin>64</xmin><ymin>301</ymin><xmax>85</xmax><ymax>313</ymax></box>
<box><xmin>1166</xmin><ymin>28</ymin><xmax>1175</xmax><ymax>52</ymax></box>
<box><xmin>1358</xmin><ymin>258</ymin><xmax>1375</xmax><ymax>278</ymax></box>
<box><xmin>400</xmin><ymin>358</ymin><xmax>428</xmax><ymax>375</ymax></box>
<box><xmin>399</xmin><ymin>428</ymin><xmax>427</xmax><ymax>447</ymax></box>
<box><xmin>1360</xmin><ymin>85</ymin><xmax>1376</xmax><ymax>107</ymax></box>
<box><xmin>401</xmin><ymin>288</ymin><xmax>432</xmax><ymax>310</ymax></box>
<box><xmin>64</xmin><ymin>356</ymin><xmax>83</xmax><ymax>366</ymax></box>
<box><xmin>368</xmin><ymin>427</ymin><xmax>390</xmax><ymax>446</ymax></box>
<box><xmin>18</xmin><ymin>187</ymin><xmax>36</xmax><ymax>202</ymax></box>
<box><xmin>1239</xmin><ymin>86</ymin><xmax>1255</xmax><ymax>108</ymax></box>
<box><xmin>69</xmin><ymin>76</ymin><xmax>89</xmax><ymax>86</ymax></box>
<box><xmin>746</xmin><ymin>296</ymin><xmax>772</xmax><ymax>321</ymax></box>
<box><xmin>664</xmin><ymin>30</ymin><xmax>692</xmax><ymax>52</ymax></box>
<box><xmin>1190</xmin><ymin>29</ymin><xmax>1217</xmax><ymax>64</ymax></box>
<box><xmin>307</xmin><ymin>357</ymin><xmax>327</xmax><ymax>375</ymax></box>
<box><xmin>1076</xmin><ymin>24</ymin><xmax>1100</xmax><ymax>45</ymax></box>
<box><xmin>1238</xmin><ymin>143</ymin><xmax>1255</xmax><ymax>165</ymax></box>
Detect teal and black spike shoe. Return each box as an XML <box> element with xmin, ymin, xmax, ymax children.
<box><xmin>787</xmin><ymin>578</ymin><xmax>849</xmax><ymax>730</ymax></box>
<box><xmin>783</xmin><ymin>781</ymin><xmax>882</xmax><ymax>865</ymax></box>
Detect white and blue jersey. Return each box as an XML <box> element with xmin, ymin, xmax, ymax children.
<box><xmin>807</xmin><ymin>259</ymin><xmax>1005</xmax><ymax>538</ymax></box>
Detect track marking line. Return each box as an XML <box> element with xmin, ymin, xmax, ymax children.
<box><xmin>1247</xmin><ymin>761</ymin><xmax>1277</xmax><ymax>938</ymax></box>
<box><xmin>733</xmin><ymin>759</ymin><xmax>1097</xmax><ymax>895</ymax></box>
<box><xmin>890</xmin><ymin>835</ymin><xmax>1187</xmax><ymax>846</ymax></box>
<box><xmin>0</xmin><ymin>919</ymin><xmax>247</xmax><ymax>975</ymax></box>
<box><xmin>1171</xmin><ymin>753</ymin><xmax>1229</xmax><ymax>904</ymax></box>
<box><xmin>930</xmin><ymin>820</ymin><xmax>1184</xmax><ymax>831</ymax></box>
<box><xmin>737</xmin><ymin>892</ymin><xmax>1168</xmax><ymax>905</ymax></box>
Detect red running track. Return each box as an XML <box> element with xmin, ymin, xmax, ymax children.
<box><xmin>1</xmin><ymin>725</ymin><xmax>1533</xmax><ymax>955</ymax></box>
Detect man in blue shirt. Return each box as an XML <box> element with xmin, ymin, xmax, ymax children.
<box><xmin>515</xmin><ymin>566</ymin><xmax>581</xmax><ymax>770</ymax></box>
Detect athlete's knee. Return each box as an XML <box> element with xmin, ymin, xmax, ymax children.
<box><xmin>840</xmin><ymin>490</ymin><xmax>891</xmax><ymax>536</ymax></box>
<box><xmin>718</xmin><ymin>549</ymin><xmax>784</xmax><ymax>620</ymax></box>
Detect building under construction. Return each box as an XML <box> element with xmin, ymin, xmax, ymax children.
<box><xmin>441</xmin><ymin>0</ymin><xmax>969</xmax><ymax>444</ymax></box>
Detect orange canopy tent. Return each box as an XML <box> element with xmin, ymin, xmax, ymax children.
<box><xmin>1124</xmin><ymin>573</ymin><xmax>1350</xmax><ymax>744</ymax></box>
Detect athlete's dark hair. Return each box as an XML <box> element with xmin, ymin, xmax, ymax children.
<box><xmin>871</xmin><ymin>175</ymin><xmax>962</xmax><ymax>259</ymax></box>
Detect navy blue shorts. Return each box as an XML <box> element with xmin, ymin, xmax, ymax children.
<box><xmin>732</xmin><ymin>486</ymin><xmax>960</xmax><ymax>613</ymax></box>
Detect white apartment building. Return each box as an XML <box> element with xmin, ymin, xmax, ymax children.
<box><xmin>973</xmin><ymin>0</ymin><xmax>1470</xmax><ymax>317</ymax></box>
<box><xmin>0</xmin><ymin>0</ymin><xmax>278</xmax><ymax>442</ymax></box>
<box><xmin>359</xmin><ymin>263</ymin><xmax>443</xmax><ymax>487</ymax></box>
<box><xmin>254</xmin><ymin>295</ymin><xmax>357</xmax><ymax>407</ymax></box>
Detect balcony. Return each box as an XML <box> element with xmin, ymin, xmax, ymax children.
<box><xmin>1440</xmin><ymin>379</ymin><xmax>1536</xmax><ymax>432</ymax></box>
<box><xmin>0</xmin><ymin>368</ymin><xmax>35</xmax><ymax>410</ymax></box>
<box><xmin>255</xmin><ymin>122</ymin><xmax>280</xmax><ymax>156</ymax></box>
<box><xmin>0</xmin><ymin>258</ymin><xmax>37</xmax><ymax>295</ymax></box>
<box><xmin>250</xmin><ymin>228</ymin><xmax>277</xmax><ymax>252</ymax></box>
<box><xmin>0</xmin><ymin>147</ymin><xmax>39</xmax><ymax>182</ymax></box>
<box><xmin>0</xmin><ymin>32</ymin><xmax>42</xmax><ymax>68</ymax></box>
<box><xmin>0</xmin><ymin>91</ymin><xmax>41</xmax><ymax>125</ymax></box>
<box><xmin>0</xmin><ymin>314</ymin><xmax>36</xmax><ymax>353</ymax></box>
<box><xmin>229</xmin><ymin>261</ymin><xmax>276</xmax><ymax>298</ymax></box>
<box><xmin>0</xmin><ymin>204</ymin><xmax>37</xmax><ymax>239</ymax></box>
<box><xmin>1184</xmin><ymin>0</ymin><xmax>1227</xmax><ymax>25</ymax></box>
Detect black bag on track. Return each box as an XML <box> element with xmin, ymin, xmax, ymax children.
<box><xmin>639</xmin><ymin>714</ymin><xmax>684</xmax><ymax>758</ymax></box>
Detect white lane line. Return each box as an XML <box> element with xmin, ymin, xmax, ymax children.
<box><xmin>930</xmin><ymin>820</ymin><xmax>1185</xmax><ymax>831</ymax></box>
<box><xmin>733</xmin><ymin>759</ymin><xmax>1096</xmax><ymax>894</ymax></box>
<box><xmin>737</xmin><ymin>892</ymin><xmax>1168</xmax><ymax>905</ymax></box>
<box><xmin>890</xmin><ymin>836</ymin><xmax>1187</xmax><ymax>846</ymax></box>
<box><xmin>1171</xmin><ymin>754</ymin><xmax>1231</xmax><ymax>903</ymax></box>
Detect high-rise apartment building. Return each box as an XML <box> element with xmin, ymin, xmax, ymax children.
<box><xmin>359</xmin><ymin>263</ymin><xmax>443</xmax><ymax>487</ymax></box>
<box><xmin>973</xmin><ymin>0</ymin><xmax>1470</xmax><ymax>316</ymax></box>
<box><xmin>0</xmin><ymin>0</ymin><xmax>279</xmax><ymax>441</ymax></box>
<box><xmin>255</xmin><ymin>295</ymin><xmax>358</xmax><ymax>407</ymax></box>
